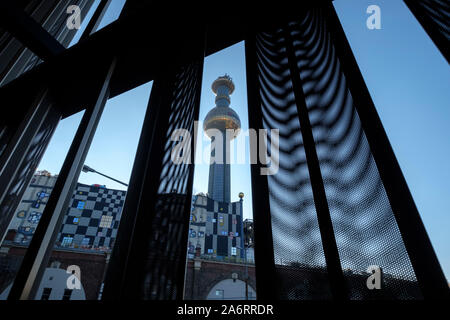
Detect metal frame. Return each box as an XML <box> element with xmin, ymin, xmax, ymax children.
<box><xmin>0</xmin><ymin>2</ymin><xmax>65</xmax><ymax>60</ymax></box>
<box><xmin>282</xmin><ymin>25</ymin><xmax>348</xmax><ymax>300</ymax></box>
<box><xmin>0</xmin><ymin>89</ymin><xmax>59</xmax><ymax>245</ymax></box>
<box><xmin>102</xmin><ymin>28</ymin><xmax>205</xmax><ymax>300</ymax></box>
<box><xmin>0</xmin><ymin>0</ymin><xmax>447</xmax><ymax>301</ymax></box>
<box><xmin>324</xmin><ymin>2</ymin><xmax>449</xmax><ymax>299</ymax></box>
<box><xmin>79</xmin><ymin>0</ymin><xmax>113</xmax><ymax>42</ymax></box>
<box><xmin>7</xmin><ymin>56</ymin><xmax>116</xmax><ymax>300</ymax></box>
<box><xmin>244</xmin><ymin>35</ymin><xmax>278</xmax><ymax>301</ymax></box>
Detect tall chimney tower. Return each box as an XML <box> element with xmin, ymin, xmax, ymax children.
<box><xmin>204</xmin><ymin>75</ymin><xmax>241</xmax><ymax>202</ymax></box>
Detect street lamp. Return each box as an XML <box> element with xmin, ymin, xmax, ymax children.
<box><xmin>236</xmin><ymin>244</ymin><xmax>248</xmax><ymax>300</ymax></box>
<box><xmin>81</xmin><ymin>165</ymin><xmax>128</xmax><ymax>187</ymax></box>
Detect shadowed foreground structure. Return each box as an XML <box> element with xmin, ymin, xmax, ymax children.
<box><xmin>0</xmin><ymin>0</ymin><xmax>448</xmax><ymax>300</ymax></box>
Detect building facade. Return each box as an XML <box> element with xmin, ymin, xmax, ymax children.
<box><xmin>4</xmin><ymin>172</ymin><xmax>126</xmax><ymax>252</ymax></box>
<box><xmin>0</xmin><ymin>171</ymin><xmax>126</xmax><ymax>300</ymax></box>
<box><xmin>4</xmin><ymin>171</ymin><xmax>57</xmax><ymax>244</ymax></box>
<box><xmin>188</xmin><ymin>193</ymin><xmax>245</xmax><ymax>260</ymax></box>
<box><xmin>57</xmin><ymin>183</ymin><xmax>125</xmax><ymax>251</ymax></box>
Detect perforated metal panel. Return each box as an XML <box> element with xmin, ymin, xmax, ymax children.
<box><xmin>140</xmin><ymin>61</ymin><xmax>203</xmax><ymax>299</ymax></box>
<box><xmin>253</xmin><ymin>28</ymin><xmax>332</xmax><ymax>300</ymax></box>
<box><xmin>247</xmin><ymin>5</ymin><xmax>424</xmax><ymax>300</ymax></box>
<box><xmin>289</xmin><ymin>8</ymin><xmax>422</xmax><ymax>299</ymax></box>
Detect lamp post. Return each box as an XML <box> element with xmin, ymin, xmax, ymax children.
<box><xmin>236</xmin><ymin>244</ymin><xmax>248</xmax><ymax>300</ymax></box>
<box><xmin>236</xmin><ymin>192</ymin><xmax>248</xmax><ymax>299</ymax></box>
<box><xmin>81</xmin><ymin>164</ymin><xmax>128</xmax><ymax>187</ymax></box>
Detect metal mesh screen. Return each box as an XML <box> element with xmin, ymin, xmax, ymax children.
<box><xmin>141</xmin><ymin>61</ymin><xmax>203</xmax><ymax>299</ymax></box>
<box><xmin>249</xmin><ymin>5</ymin><xmax>424</xmax><ymax>300</ymax></box>
<box><xmin>254</xmin><ymin>28</ymin><xmax>332</xmax><ymax>300</ymax></box>
<box><xmin>288</xmin><ymin>8</ymin><xmax>422</xmax><ymax>299</ymax></box>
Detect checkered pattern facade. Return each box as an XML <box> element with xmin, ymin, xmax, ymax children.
<box><xmin>188</xmin><ymin>194</ymin><xmax>244</xmax><ymax>259</ymax></box>
<box><xmin>57</xmin><ymin>183</ymin><xmax>126</xmax><ymax>251</ymax></box>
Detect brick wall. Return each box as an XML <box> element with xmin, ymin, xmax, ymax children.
<box><xmin>184</xmin><ymin>258</ymin><xmax>256</xmax><ymax>300</ymax></box>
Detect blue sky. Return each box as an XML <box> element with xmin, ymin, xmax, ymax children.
<box><xmin>37</xmin><ymin>0</ymin><xmax>449</xmax><ymax>280</ymax></box>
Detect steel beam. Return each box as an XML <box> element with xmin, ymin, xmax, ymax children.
<box><xmin>7</xmin><ymin>57</ymin><xmax>116</xmax><ymax>300</ymax></box>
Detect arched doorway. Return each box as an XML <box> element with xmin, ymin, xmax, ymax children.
<box><xmin>206</xmin><ymin>278</ymin><xmax>256</xmax><ymax>300</ymax></box>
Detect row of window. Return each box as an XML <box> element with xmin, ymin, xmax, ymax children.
<box><xmin>190</xmin><ymin>230</ymin><xmax>204</xmax><ymax>238</ymax></box>
<box><xmin>190</xmin><ymin>230</ymin><xmax>240</xmax><ymax>238</ymax></box>
<box><xmin>69</xmin><ymin>215</ymin><xmax>113</xmax><ymax>228</ymax></box>
<box><xmin>61</xmin><ymin>236</ymin><xmax>104</xmax><ymax>247</ymax></box>
<box><xmin>206</xmin><ymin>247</ymin><xmax>238</xmax><ymax>256</ymax></box>
<box><xmin>220</xmin><ymin>231</ymin><xmax>239</xmax><ymax>237</ymax></box>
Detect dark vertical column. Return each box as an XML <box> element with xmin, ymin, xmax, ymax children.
<box><xmin>100</xmin><ymin>70</ymin><xmax>166</xmax><ymax>300</ymax></box>
<box><xmin>116</xmin><ymin>75</ymin><xmax>173</xmax><ymax>300</ymax></box>
<box><xmin>325</xmin><ymin>2</ymin><xmax>449</xmax><ymax>299</ymax></box>
<box><xmin>244</xmin><ymin>35</ymin><xmax>278</xmax><ymax>300</ymax></box>
<box><xmin>174</xmin><ymin>60</ymin><xmax>204</xmax><ymax>300</ymax></box>
<box><xmin>7</xmin><ymin>56</ymin><xmax>116</xmax><ymax>300</ymax></box>
<box><xmin>282</xmin><ymin>26</ymin><xmax>348</xmax><ymax>301</ymax></box>
<box><xmin>102</xmin><ymin>30</ymin><xmax>205</xmax><ymax>300</ymax></box>
<box><xmin>0</xmin><ymin>89</ymin><xmax>54</xmax><ymax>242</ymax></box>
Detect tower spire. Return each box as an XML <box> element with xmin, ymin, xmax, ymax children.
<box><xmin>204</xmin><ymin>75</ymin><xmax>241</xmax><ymax>202</ymax></box>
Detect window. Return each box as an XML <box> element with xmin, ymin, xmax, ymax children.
<box><xmin>215</xmin><ymin>289</ymin><xmax>224</xmax><ymax>298</ymax></box>
<box><xmin>81</xmin><ymin>238</ymin><xmax>90</xmax><ymax>246</ymax></box>
<box><xmin>41</xmin><ymin>288</ymin><xmax>52</xmax><ymax>300</ymax></box>
<box><xmin>61</xmin><ymin>237</ymin><xmax>73</xmax><ymax>247</ymax></box>
<box><xmin>27</xmin><ymin>212</ymin><xmax>42</xmax><ymax>224</ymax></box>
<box><xmin>73</xmin><ymin>217</ymin><xmax>79</xmax><ymax>224</ymax></box>
<box><xmin>77</xmin><ymin>201</ymin><xmax>85</xmax><ymax>210</ymax></box>
<box><xmin>99</xmin><ymin>215</ymin><xmax>113</xmax><ymax>228</ymax></box>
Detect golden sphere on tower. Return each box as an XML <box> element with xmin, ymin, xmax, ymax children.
<box><xmin>238</xmin><ymin>192</ymin><xmax>244</xmax><ymax>199</ymax></box>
